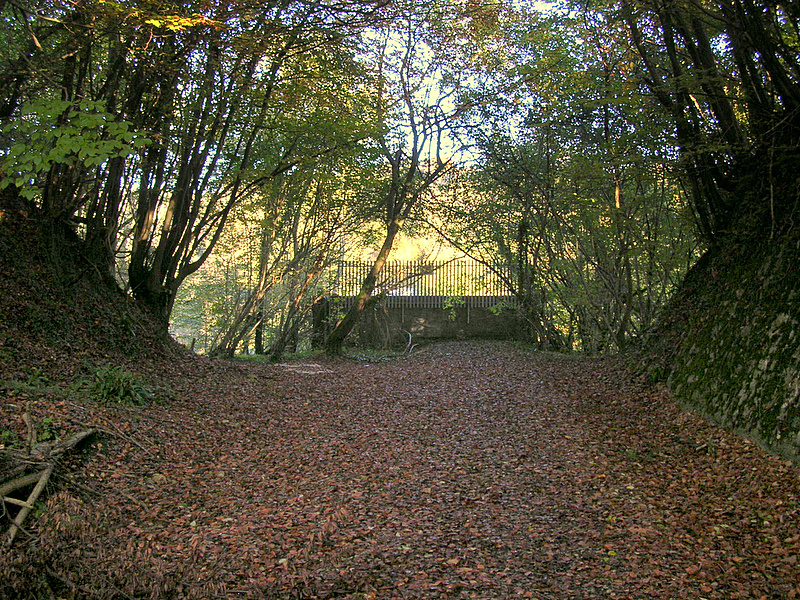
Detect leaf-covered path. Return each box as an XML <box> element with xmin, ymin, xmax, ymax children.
<box><xmin>9</xmin><ymin>342</ymin><xmax>800</xmax><ymax>599</ymax></box>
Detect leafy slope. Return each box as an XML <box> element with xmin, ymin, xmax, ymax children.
<box><xmin>3</xmin><ymin>341</ymin><xmax>799</xmax><ymax>599</ymax></box>
<box><xmin>0</xmin><ymin>191</ymin><xmax>177</xmax><ymax>384</ymax></box>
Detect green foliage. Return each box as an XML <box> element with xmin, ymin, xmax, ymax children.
<box><xmin>88</xmin><ymin>365</ymin><xmax>154</xmax><ymax>406</ymax></box>
<box><xmin>0</xmin><ymin>428</ymin><xmax>19</xmax><ymax>449</ymax></box>
<box><xmin>442</xmin><ymin>296</ymin><xmax>465</xmax><ymax>322</ymax></box>
<box><xmin>488</xmin><ymin>300</ymin><xmax>514</xmax><ymax>316</ymax></box>
<box><xmin>22</xmin><ymin>367</ymin><xmax>49</xmax><ymax>390</ymax></box>
<box><xmin>427</xmin><ymin>4</ymin><xmax>700</xmax><ymax>353</ymax></box>
<box><xmin>37</xmin><ymin>416</ymin><xmax>57</xmax><ymax>442</ymax></box>
<box><xmin>171</xmin><ymin>153</ymin><xmax>376</xmax><ymax>357</ymax></box>
<box><xmin>1</xmin><ymin>368</ymin><xmax>52</xmax><ymax>395</ymax></box>
<box><xmin>23</xmin><ymin>367</ymin><xmax>50</xmax><ymax>390</ymax></box>
<box><xmin>0</xmin><ymin>98</ymin><xmax>150</xmax><ymax>200</ymax></box>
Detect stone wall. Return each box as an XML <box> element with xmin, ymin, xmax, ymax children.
<box><xmin>349</xmin><ymin>301</ymin><xmax>527</xmax><ymax>348</ymax></box>
<box><xmin>386</xmin><ymin>304</ymin><xmax>526</xmax><ymax>341</ymax></box>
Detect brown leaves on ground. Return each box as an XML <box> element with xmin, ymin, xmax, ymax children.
<box><xmin>2</xmin><ymin>341</ymin><xmax>799</xmax><ymax>599</ymax></box>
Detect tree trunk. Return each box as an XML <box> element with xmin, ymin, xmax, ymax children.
<box><xmin>325</xmin><ymin>218</ymin><xmax>402</xmax><ymax>355</ymax></box>
<box><xmin>254</xmin><ymin>311</ymin><xmax>265</xmax><ymax>354</ymax></box>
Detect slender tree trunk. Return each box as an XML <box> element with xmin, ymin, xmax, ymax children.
<box><xmin>268</xmin><ymin>268</ymin><xmax>321</xmax><ymax>361</ymax></box>
<box><xmin>254</xmin><ymin>310</ymin><xmax>265</xmax><ymax>354</ymax></box>
<box><xmin>325</xmin><ymin>218</ymin><xmax>402</xmax><ymax>355</ymax></box>
<box><xmin>611</xmin><ymin>171</ymin><xmax>633</xmax><ymax>352</ymax></box>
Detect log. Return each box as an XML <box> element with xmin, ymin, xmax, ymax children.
<box><xmin>0</xmin><ymin>471</ymin><xmax>43</xmax><ymax>498</ymax></box>
<box><xmin>53</xmin><ymin>428</ymin><xmax>96</xmax><ymax>453</ymax></box>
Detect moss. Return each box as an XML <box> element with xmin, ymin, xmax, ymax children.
<box><xmin>664</xmin><ymin>233</ymin><xmax>800</xmax><ymax>461</ymax></box>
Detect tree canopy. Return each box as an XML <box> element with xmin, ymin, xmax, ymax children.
<box><xmin>1</xmin><ymin>0</ymin><xmax>796</xmax><ymax>357</ymax></box>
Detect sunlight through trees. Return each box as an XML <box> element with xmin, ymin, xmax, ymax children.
<box><xmin>1</xmin><ymin>0</ymin><xmax>796</xmax><ymax>357</ymax></box>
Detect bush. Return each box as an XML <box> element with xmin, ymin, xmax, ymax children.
<box><xmin>88</xmin><ymin>365</ymin><xmax>154</xmax><ymax>405</ymax></box>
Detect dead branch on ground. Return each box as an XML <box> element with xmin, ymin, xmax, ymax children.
<box><xmin>1</xmin><ymin>424</ymin><xmax>96</xmax><ymax>547</ymax></box>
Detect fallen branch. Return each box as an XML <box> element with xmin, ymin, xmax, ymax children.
<box><xmin>96</xmin><ymin>423</ymin><xmax>153</xmax><ymax>457</ymax></box>
<box><xmin>53</xmin><ymin>429</ymin><xmax>96</xmax><ymax>454</ymax></box>
<box><xmin>2</xmin><ymin>497</ymin><xmax>34</xmax><ymax>509</ymax></box>
<box><xmin>2</xmin><ymin>428</ymin><xmax>96</xmax><ymax>547</ymax></box>
<box><xmin>31</xmin><ymin>428</ymin><xmax>96</xmax><ymax>461</ymax></box>
<box><xmin>6</xmin><ymin>465</ymin><xmax>52</xmax><ymax>546</ymax></box>
<box><xmin>0</xmin><ymin>471</ymin><xmax>43</xmax><ymax>498</ymax></box>
<box><xmin>401</xmin><ymin>329</ymin><xmax>418</xmax><ymax>355</ymax></box>
<box><xmin>65</xmin><ymin>403</ymin><xmax>154</xmax><ymax>455</ymax></box>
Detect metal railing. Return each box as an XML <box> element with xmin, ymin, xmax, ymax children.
<box><xmin>330</xmin><ymin>260</ymin><xmax>518</xmax><ymax>309</ymax></box>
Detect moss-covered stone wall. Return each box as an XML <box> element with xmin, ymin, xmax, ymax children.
<box><xmin>666</xmin><ymin>235</ymin><xmax>800</xmax><ymax>460</ymax></box>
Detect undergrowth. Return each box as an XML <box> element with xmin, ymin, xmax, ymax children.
<box><xmin>87</xmin><ymin>365</ymin><xmax>155</xmax><ymax>405</ymax></box>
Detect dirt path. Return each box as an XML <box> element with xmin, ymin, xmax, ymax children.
<box><xmin>5</xmin><ymin>341</ymin><xmax>799</xmax><ymax>599</ymax></box>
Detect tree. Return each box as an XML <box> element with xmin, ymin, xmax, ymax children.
<box><xmin>430</xmin><ymin>3</ymin><xmax>698</xmax><ymax>352</ymax></box>
<box><xmin>200</xmin><ymin>155</ymin><xmax>377</xmax><ymax>359</ymax></box>
<box><xmin>615</xmin><ymin>0</ymin><xmax>800</xmax><ymax>241</ymax></box>
<box><xmin>324</xmin><ymin>1</ymin><xmax>488</xmax><ymax>354</ymax></box>
<box><xmin>189</xmin><ymin>26</ymin><xmax>385</xmax><ymax>358</ymax></box>
<box><xmin>0</xmin><ymin>0</ymin><xmax>390</xmax><ymax>328</ymax></box>
<box><xmin>124</xmin><ymin>2</ymin><xmax>389</xmax><ymax>326</ymax></box>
